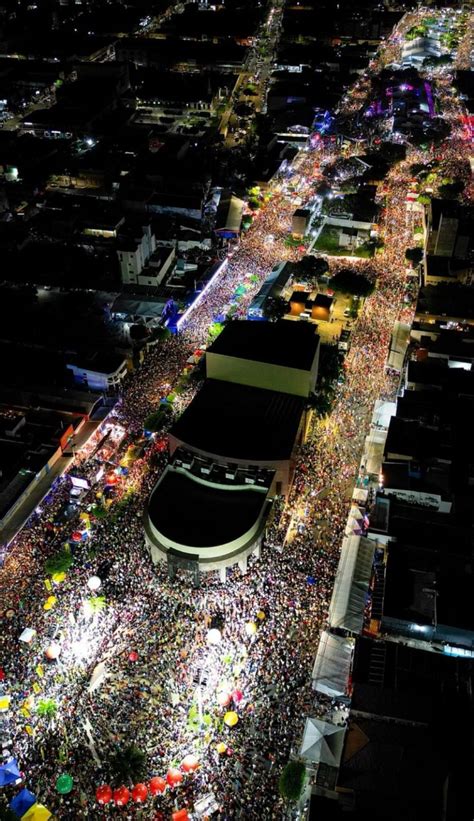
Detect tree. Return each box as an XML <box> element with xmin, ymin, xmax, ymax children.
<box><xmin>405</xmin><ymin>247</ymin><xmax>423</xmax><ymax>266</ymax></box>
<box><xmin>84</xmin><ymin>595</ymin><xmax>107</xmax><ymax>619</ymax></box>
<box><xmin>297</xmin><ymin>255</ymin><xmax>329</xmax><ymax>285</ymax></box>
<box><xmin>438</xmin><ymin>180</ymin><xmax>465</xmax><ymax>199</ymax></box>
<box><xmin>37</xmin><ymin>698</ymin><xmax>58</xmax><ymax>720</ymax></box>
<box><xmin>144</xmin><ymin>405</ymin><xmax>172</xmax><ymax>433</ymax></box>
<box><xmin>45</xmin><ymin>549</ymin><xmax>73</xmax><ymax>576</ymax></box>
<box><xmin>263</xmin><ymin>296</ymin><xmax>289</xmax><ymax>321</ymax></box>
<box><xmin>109</xmin><ymin>745</ymin><xmax>146</xmax><ymax>784</ymax></box>
<box><xmin>279</xmin><ymin>760</ymin><xmax>306</xmax><ymax>801</ymax></box>
<box><xmin>329</xmin><ymin>270</ymin><xmax>374</xmax><ymax>297</ymax></box>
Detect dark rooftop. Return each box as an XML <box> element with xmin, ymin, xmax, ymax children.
<box><xmin>383</xmin><ymin>544</ymin><xmax>474</xmax><ymax>632</ymax></box>
<box><xmin>207</xmin><ymin>319</ymin><xmax>319</xmax><ymax>370</ymax></box>
<box><xmin>170</xmin><ymin>379</ymin><xmax>305</xmax><ymax>462</ymax></box>
<box><xmin>148</xmin><ymin>466</ymin><xmax>269</xmax><ymax>548</ymax></box>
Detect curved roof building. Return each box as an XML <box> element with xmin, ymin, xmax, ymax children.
<box><xmin>145</xmin><ymin>456</ymin><xmax>273</xmax><ymax>576</ymax></box>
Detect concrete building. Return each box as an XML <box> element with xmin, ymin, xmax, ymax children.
<box><xmin>145</xmin><ymin>452</ymin><xmax>274</xmax><ymax>582</ymax></box>
<box><xmin>117</xmin><ymin>224</ymin><xmax>156</xmax><ymax>284</ymax></box>
<box><xmin>169</xmin><ymin>378</ymin><xmax>308</xmax><ymax>496</ymax></box>
<box><xmin>66</xmin><ymin>353</ymin><xmax>129</xmax><ymax>392</ymax></box>
<box><xmin>206</xmin><ymin>320</ymin><xmax>320</xmax><ymax>398</ymax></box>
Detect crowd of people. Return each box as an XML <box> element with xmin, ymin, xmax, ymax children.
<box><xmin>0</xmin><ymin>12</ymin><xmax>463</xmax><ymax>819</ymax></box>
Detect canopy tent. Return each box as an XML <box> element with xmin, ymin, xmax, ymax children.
<box><xmin>215</xmin><ymin>193</ymin><xmax>245</xmax><ymax>238</ymax></box>
<box><xmin>21</xmin><ymin>804</ymin><xmax>52</xmax><ymax>821</ymax></box>
<box><xmin>371</xmin><ymin>399</ymin><xmax>396</xmax><ymax>430</ymax></box>
<box><xmin>10</xmin><ymin>788</ymin><xmax>37</xmax><ymax>817</ymax></box>
<box><xmin>299</xmin><ymin>718</ymin><xmax>346</xmax><ymax>767</ymax></box>
<box><xmin>19</xmin><ymin>628</ymin><xmax>36</xmax><ymax>644</ymax></box>
<box><xmin>0</xmin><ymin>758</ymin><xmax>21</xmax><ymax>786</ymax></box>
<box><xmin>329</xmin><ymin>535</ymin><xmax>375</xmax><ymax>634</ymax></box>
<box><xmin>352</xmin><ymin>487</ymin><xmax>368</xmax><ymax>504</ymax></box>
<box><xmin>312</xmin><ymin>631</ymin><xmax>354</xmax><ymax>698</ymax></box>
<box><xmin>111</xmin><ymin>295</ymin><xmax>168</xmax><ymax>321</ymax></box>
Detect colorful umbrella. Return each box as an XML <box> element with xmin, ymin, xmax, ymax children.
<box><xmin>0</xmin><ymin>758</ymin><xmax>21</xmax><ymax>786</ymax></box>
<box><xmin>113</xmin><ymin>786</ymin><xmax>130</xmax><ymax>806</ymax></box>
<box><xmin>20</xmin><ymin>805</ymin><xmax>52</xmax><ymax>821</ymax></box>
<box><xmin>9</xmin><ymin>788</ymin><xmax>36</xmax><ymax>817</ymax></box>
<box><xmin>166</xmin><ymin>767</ymin><xmax>183</xmax><ymax>787</ymax></box>
<box><xmin>132</xmin><ymin>783</ymin><xmax>148</xmax><ymax>803</ymax></box>
<box><xmin>224</xmin><ymin>711</ymin><xmax>239</xmax><ymax>727</ymax></box>
<box><xmin>56</xmin><ymin>773</ymin><xmax>73</xmax><ymax>794</ymax></box>
<box><xmin>149</xmin><ymin>776</ymin><xmax>166</xmax><ymax>795</ymax></box>
<box><xmin>180</xmin><ymin>754</ymin><xmax>199</xmax><ymax>773</ymax></box>
<box><xmin>95</xmin><ymin>784</ymin><xmax>112</xmax><ymax>805</ymax></box>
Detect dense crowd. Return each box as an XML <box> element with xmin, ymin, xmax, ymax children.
<box><xmin>0</xmin><ymin>13</ymin><xmax>464</xmax><ymax>819</ymax></box>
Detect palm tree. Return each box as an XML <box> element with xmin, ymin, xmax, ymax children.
<box><xmin>109</xmin><ymin>745</ymin><xmax>146</xmax><ymax>784</ymax></box>
<box><xmin>37</xmin><ymin>698</ymin><xmax>58</xmax><ymax>721</ymax></box>
<box><xmin>83</xmin><ymin>595</ymin><xmax>107</xmax><ymax>620</ymax></box>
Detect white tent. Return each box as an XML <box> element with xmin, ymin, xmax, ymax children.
<box><xmin>329</xmin><ymin>535</ymin><xmax>374</xmax><ymax>634</ymax></box>
<box><xmin>19</xmin><ymin>628</ymin><xmax>36</xmax><ymax>644</ymax></box>
<box><xmin>312</xmin><ymin>631</ymin><xmax>354</xmax><ymax>697</ymax></box>
<box><xmin>299</xmin><ymin>718</ymin><xmax>346</xmax><ymax>766</ymax></box>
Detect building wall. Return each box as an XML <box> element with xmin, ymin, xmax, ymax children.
<box><xmin>206</xmin><ymin>352</ymin><xmax>316</xmax><ymax>397</ymax></box>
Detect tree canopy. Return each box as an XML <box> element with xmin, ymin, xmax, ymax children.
<box><xmin>45</xmin><ymin>549</ymin><xmax>74</xmax><ymax>576</ymax></box>
<box><xmin>329</xmin><ymin>269</ymin><xmax>374</xmax><ymax>297</ymax></box>
<box><xmin>109</xmin><ymin>745</ymin><xmax>146</xmax><ymax>784</ymax></box>
<box><xmin>405</xmin><ymin>247</ymin><xmax>423</xmax><ymax>266</ymax></box>
<box><xmin>279</xmin><ymin>760</ymin><xmax>306</xmax><ymax>801</ymax></box>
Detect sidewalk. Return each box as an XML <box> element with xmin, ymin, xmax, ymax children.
<box><xmin>0</xmin><ymin>419</ymin><xmax>101</xmax><ymax>549</ymax></box>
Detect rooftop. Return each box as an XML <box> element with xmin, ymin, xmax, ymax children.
<box><xmin>170</xmin><ymin>379</ymin><xmax>305</xmax><ymax>462</ymax></box>
<box><xmin>148</xmin><ymin>464</ymin><xmax>270</xmax><ymax>549</ymax></box>
<box><xmin>207</xmin><ymin>319</ymin><xmax>319</xmax><ymax>371</ymax></box>
<box><xmin>383</xmin><ymin>544</ymin><xmax>474</xmax><ymax>632</ymax></box>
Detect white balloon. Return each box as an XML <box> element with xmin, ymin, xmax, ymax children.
<box><xmin>87</xmin><ymin>576</ymin><xmax>101</xmax><ymax>591</ymax></box>
<box><xmin>206</xmin><ymin>628</ymin><xmax>222</xmax><ymax>646</ymax></box>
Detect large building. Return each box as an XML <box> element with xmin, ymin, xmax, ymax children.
<box><xmin>169</xmin><ymin>378</ymin><xmax>307</xmax><ymax>496</ymax></box>
<box><xmin>145</xmin><ymin>451</ymin><xmax>274</xmax><ymax>583</ymax></box>
<box><xmin>145</xmin><ymin>319</ymin><xmax>320</xmax><ymax>580</ymax></box>
<box><xmin>206</xmin><ymin>319</ymin><xmax>320</xmax><ymax>398</ymax></box>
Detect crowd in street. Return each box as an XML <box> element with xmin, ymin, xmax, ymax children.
<box><xmin>1</xmin><ymin>10</ymin><xmax>465</xmax><ymax>818</ymax></box>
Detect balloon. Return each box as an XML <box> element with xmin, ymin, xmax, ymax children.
<box><xmin>217</xmin><ymin>691</ymin><xmax>231</xmax><ymax>707</ymax></box>
<box><xmin>113</xmin><ymin>786</ymin><xmax>130</xmax><ymax>806</ymax></box>
<box><xmin>132</xmin><ymin>783</ymin><xmax>148</xmax><ymax>803</ymax></box>
<box><xmin>166</xmin><ymin>767</ymin><xmax>183</xmax><ymax>787</ymax></box>
<box><xmin>232</xmin><ymin>689</ymin><xmax>243</xmax><ymax>703</ymax></box>
<box><xmin>52</xmin><ymin>572</ymin><xmax>66</xmax><ymax>584</ymax></box>
<box><xmin>256</xmin><ymin>610</ymin><xmax>266</xmax><ymax>620</ymax></box>
<box><xmin>180</xmin><ymin>754</ymin><xmax>199</xmax><ymax>773</ymax></box>
<box><xmin>206</xmin><ymin>628</ymin><xmax>221</xmax><ymax>645</ymax></box>
<box><xmin>224</xmin><ymin>711</ymin><xmax>239</xmax><ymax>727</ymax></box>
<box><xmin>172</xmin><ymin>811</ymin><xmax>189</xmax><ymax>821</ymax></box>
<box><xmin>216</xmin><ymin>742</ymin><xmax>227</xmax><ymax>754</ymax></box>
<box><xmin>245</xmin><ymin>621</ymin><xmax>257</xmax><ymax>636</ymax></box>
<box><xmin>71</xmin><ymin>531</ymin><xmax>82</xmax><ymax>542</ymax></box>
<box><xmin>45</xmin><ymin>643</ymin><xmax>61</xmax><ymax>660</ymax></box>
<box><xmin>149</xmin><ymin>776</ymin><xmax>166</xmax><ymax>795</ymax></box>
<box><xmin>96</xmin><ymin>784</ymin><xmax>112</xmax><ymax>805</ymax></box>
<box><xmin>128</xmin><ymin>651</ymin><xmax>139</xmax><ymax>662</ymax></box>
<box><xmin>87</xmin><ymin>576</ymin><xmax>101</xmax><ymax>591</ymax></box>
<box><xmin>56</xmin><ymin>773</ymin><xmax>73</xmax><ymax>794</ymax></box>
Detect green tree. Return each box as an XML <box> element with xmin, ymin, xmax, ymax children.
<box><xmin>263</xmin><ymin>296</ymin><xmax>289</xmax><ymax>321</ymax></box>
<box><xmin>405</xmin><ymin>247</ymin><xmax>423</xmax><ymax>266</ymax></box>
<box><xmin>45</xmin><ymin>549</ymin><xmax>73</xmax><ymax>576</ymax></box>
<box><xmin>37</xmin><ymin>699</ymin><xmax>58</xmax><ymax>720</ymax></box>
<box><xmin>279</xmin><ymin>760</ymin><xmax>306</xmax><ymax>801</ymax></box>
<box><xmin>109</xmin><ymin>745</ymin><xmax>146</xmax><ymax>784</ymax></box>
<box><xmin>144</xmin><ymin>405</ymin><xmax>172</xmax><ymax>432</ymax></box>
<box><xmin>329</xmin><ymin>270</ymin><xmax>374</xmax><ymax>297</ymax></box>
<box><xmin>297</xmin><ymin>255</ymin><xmax>329</xmax><ymax>286</ymax></box>
<box><xmin>84</xmin><ymin>595</ymin><xmax>107</xmax><ymax>619</ymax></box>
